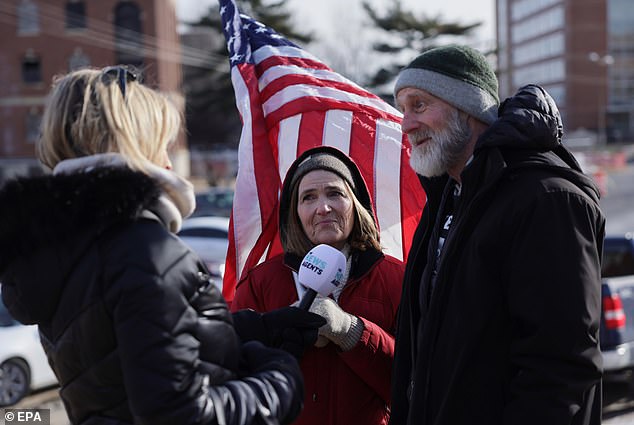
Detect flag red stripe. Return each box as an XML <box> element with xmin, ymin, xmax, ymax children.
<box><xmin>253</xmin><ymin>51</ymin><xmax>382</xmax><ymax>102</ymax></box>
<box><xmin>223</xmin><ymin>214</ymin><xmax>237</xmax><ymax>305</ymax></box>
<box><xmin>265</xmin><ymin>97</ymin><xmax>402</xmax><ymax>130</ymax></box>
<box><xmin>297</xmin><ymin>111</ymin><xmax>327</xmax><ymax>152</ymax></box>
<box><xmin>268</xmin><ymin>123</ymin><xmax>281</xmax><ymax>175</ymax></box>
<box><xmin>399</xmin><ymin>135</ymin><xmax>425</xmax><ymax>256</ymax></box>
<box><xmin>348</xmin><ymin>113</ymin><xmax>377</xmax><ymax>205</ymax></box>
<box><xmin>259</xmin><ymin>73</ymin><xmax>381</xmax><ymax>105</ymax></box>
<box><xmin>255</xmin><ymin>55</ymin><xmax>331</xmax><ymax>76</ymax></box>
<box><xmin>240</xmin><ymin>63</ymin><xmax>279</xmax><ymax>234</ymax></box>
<box><xmin>223</xmin><ymin>63</ymin><xmax>281</xmax><ymax>301</ymax></box>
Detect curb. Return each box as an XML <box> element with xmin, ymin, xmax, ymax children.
<box><xmin>13</xmin><ymin>387</ymin><xmax>61</xmax><ymax>409</ymax></box>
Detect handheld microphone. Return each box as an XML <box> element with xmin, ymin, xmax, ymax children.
<box><xmin>297</xmin><ymin>244</ymin><xmax>346</xmax><ymax>310</ymax></box>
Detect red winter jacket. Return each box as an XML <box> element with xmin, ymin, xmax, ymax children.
<box><xmin>232</xmin><ymin>249</ymin><xmax>403</xmax><ymax>425</ymax></box>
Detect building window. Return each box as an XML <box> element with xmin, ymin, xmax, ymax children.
<box><xmin>66</xmin><ymin>1</ymin><xmax>86</xmax><ymax>29</ymax></box>
<box><xmin>608</xmin><ymin>0</ymin><xmax>634</xmax><ymax>36</ymax></box>
<box><xmin>25</xmin><ymin>108</ymin><xmax>42</xmax><ymax>144</ymax></box>
<box><xmin>114</xmin><ymin>1</ymin><xmax>144</xmax><ymax>67</ymax></box>
<box><xmin>17</xmin><ymin>0</ymin><xmax>39</xmax><ymax>35</ymax></box>
<box><xmin>512</xmin><ymin>32</ymin><xmax>565</xmax><ymax>66</ymax></box>
<box><xmin>68</xmin><ymin>48</ymin><xmax>91</xmax><ymax>70</ymax></box>
<box><xmin>512</xmin><ymin>58</ymin><xmax>566</xmax><ymax>87</ymax></box>
<box><xmin>512</xmin><ymin>6</ymin><xmax>564</xmax><ymax>44</ymax></box>
<box><xmin>512</xmin><ymin>0</ymin><xmax>561</xmax><ymax>21</ymax></box>
<box><xmin>22</xmin><ymin>52</ymin><xmax>42</xmax><ymax>83</ymax></box>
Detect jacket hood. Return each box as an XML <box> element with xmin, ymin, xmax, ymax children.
<box><xmin>476</xmin><ymin>84</ymin><xmax>564</xmax><ymax>153</ymax></box>
<box><xmin>471</xmin><ymin>84</ymin><xmax>600</xmax><ymax>202</ymax></box>
<box><xmin>0</xmin><ymin>167</ymin><xmax>161</xmax><ymax>324</ymax></box>
<box><xmin>278</xmin><ymin>146</ymin><xmax>376</xmax><ymax>245</ymax></box>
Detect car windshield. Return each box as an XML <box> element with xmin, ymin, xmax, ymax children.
<box><xmin>192</xmin><ymin>189</ymin><xmax>234</xmax><ymax>218</ymax></box>
<box><xmin>602</xmin><ymin>239</ymin><xmax>634</xmax><ymax>278</ymax></box>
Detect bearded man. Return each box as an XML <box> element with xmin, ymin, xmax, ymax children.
<box><xmin>389</xmin><ymin>44</ymin><xmax>605</xmax><ymax>425</ymax></box>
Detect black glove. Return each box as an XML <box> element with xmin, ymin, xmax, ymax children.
<box><xmin>240</xmin><ymin>340</ymin><xmax>300</xmax><ymax>374</ymax></box>
<box><xmin>275</xmin><ymin>327</ymin><xmax>314</xmax><ymax>359</ymax></box>
<box><xmin>233</xmin><ymin>307</ymin><xmax>326</xmax><ymax>359</ymax></box>
<box><xmin>262</xmin><ymin>306</ymin><xmax>326</xmax><ymax>346</ymax></box>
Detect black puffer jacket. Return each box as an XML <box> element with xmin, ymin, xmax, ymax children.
<box><xmin>0</xmin><ymin>167</ymin><xmax>302</xmax><ymax>425</ymax></box>
<box><xmin>390</xmin><ymin>85</ymin><xmax>605</xmax><ymax>425</ymax></box>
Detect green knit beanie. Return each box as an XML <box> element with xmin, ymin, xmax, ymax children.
<box><xmin>394</xmin><ymin>44</ymin><xmax>500</xmax><ymax>125</ymax></box>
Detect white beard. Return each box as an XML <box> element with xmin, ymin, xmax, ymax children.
<box><xmin>408</xmin><ymin>109</ymin><xmax>472</xmax><ymax>177</ymax></box>
<box><xmin>409</xmin><ymin>135</ymin><xmax>447</xmax><ymax>177</ymax></box>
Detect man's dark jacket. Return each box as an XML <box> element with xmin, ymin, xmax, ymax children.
<box><xmin>390</xmin><ymin>85</ymin><xmax>605</xmax><ymax>425</ymax></box>
<box><xmin>0</xmin><ymin>167</ymin><xmax>302</xmax><ymax>425</ymax></box>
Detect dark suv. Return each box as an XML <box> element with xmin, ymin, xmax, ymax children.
<box><xmin>600</xmin><ymin>234</ymin><xmax>634</xmax><ymax>376</ymax></box>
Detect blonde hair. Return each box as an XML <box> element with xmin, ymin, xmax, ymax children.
<box><xmin>283</xmin><ymin>177</ymin><xmax>381</xmax><ymax>257</ymax></box>
<box><xmin>37</xmin><ymin>67</ymin><xmax>181</xmax><ymax>172</ymax></box>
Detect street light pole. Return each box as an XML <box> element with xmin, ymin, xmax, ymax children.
<box><xmin>588</xmin><ymin>52</ymin><xmax>614</xmax><ymax>146</ymax></box>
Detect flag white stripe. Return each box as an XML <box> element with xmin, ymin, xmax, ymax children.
<box><xmin>278</xmin><ymin>115</ymin><xmax>302</xmax><ymax>183</ymax></box>
<box><xmin>374</xmin><ymin>119</ymin><xmax>404</xmax><ymax>261</ymax></box>
<box><xmin>253</xmin><ymin>44</ymin><xmax>322</xmax><ymax>65</ymax></box>
<box><xmin>263</xmin><ymin>84</ymin><xmax>399</xmax><ymax>119</ymax></box>
<box><xmin>253</xmin><ymin>45</ymin><xmax>387</xmax><ymax>98</ymax></box>
<box><xmin>259</xmin><ymin>65</ymin><xmax>359</xmax><ymax>92</ymax></box>
<box><xmin>231</xmin><ymin>67</ymin><xmax>262</xmax><ymax>278</ymax></box>
<box><xmin>322</xmin><ymin>110</ymin><xmax>352</xmax><ymax>153</ymax></box>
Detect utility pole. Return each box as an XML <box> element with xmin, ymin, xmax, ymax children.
<box><xmin>588</xmin><ymin>51</ymin><xmax>614</xmax><ymax>146</ymax></box>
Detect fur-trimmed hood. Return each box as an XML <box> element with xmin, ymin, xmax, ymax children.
<box><xmin>0</xmin><ymin>167</ymin><xmax>162</xmax><ymax>323</ymax></box>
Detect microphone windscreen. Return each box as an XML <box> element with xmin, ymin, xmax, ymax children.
<box><xmin>298</xmin><ymin>244</ymin><xmax>346</xmax><ymax>296</ymax></box>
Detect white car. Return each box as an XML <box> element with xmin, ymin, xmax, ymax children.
<box><xmin>177</xmin><ymin>216</ymin><xmax>230</xmax><ymax>290</ymax></box>
<box><xmin>0</xmin><ymin>295</ymin><xmax>58</xmax><ymax>406</ymax></box>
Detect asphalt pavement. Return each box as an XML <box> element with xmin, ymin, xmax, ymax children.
<box><xmin>7</xmin><ymin>382</ymin><xmax>634</xmax><ymax>424</ymax></box>
<box><xmin>7</xmin><ymin>387</ymin><xmax>69</xmax><ymax>425</ymax></box>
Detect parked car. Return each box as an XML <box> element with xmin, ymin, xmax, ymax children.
<box><xmin>191</xmin><ymin>188</ymin><xmax>234</xmax><ymax>218</ymax></box>
<box><xmin>599</xmin><ymin>233</ymin><xmax>634</xmax><ymax>379</ymax></box>
<box><xmin>0</xmin><ymin>293</ymin><xmax>58</xmax><ymax>406</ymax></box>
<box><xmin>177</xmin><ymin>216</ymin><xmax>230</xmax><ymax>290</ymax></box>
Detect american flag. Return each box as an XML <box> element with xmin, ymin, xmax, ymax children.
<box><xmin>218</xmin><ymin>0</ymin><xmax>426</xmax><ymax>302</ymax></box>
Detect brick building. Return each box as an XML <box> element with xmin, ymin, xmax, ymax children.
<box><xmin>496</xmin><ymin>0</ymin><xmax>634</xmax><ymax>146</ymax></box>
<box><xmin>0</xmin><ymin>0</ymin><xmax>187</xmax><ymax>185</ymax></box>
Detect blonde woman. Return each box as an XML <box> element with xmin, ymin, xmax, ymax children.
<box><xmin>0</xmin><ymin>66</ymin><xmax>321</xmax><ymax>425</ymax></box>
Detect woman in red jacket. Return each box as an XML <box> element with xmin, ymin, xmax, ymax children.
<box><xmin>232</xmin><ymin>146</ymin><xmax>404</xmax><ymax>425</ymax></box>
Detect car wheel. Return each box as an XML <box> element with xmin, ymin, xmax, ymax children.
<box><xmin>0</xmin><ymin>358</ymin><xmax>30</xmax><ymax>406</ymax></box>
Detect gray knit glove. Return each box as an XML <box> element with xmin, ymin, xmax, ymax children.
<box><xmin>309</xmin><ymin>296</ymin><xmax>364</xmax><ymax>351</ymax></box>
